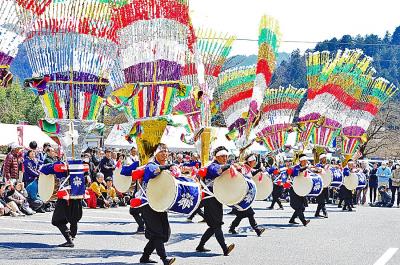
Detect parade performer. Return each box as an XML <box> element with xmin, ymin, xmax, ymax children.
<box><xmin>196</xmin><ymin>146</ymin><xmax>235</xmax><ymax>256</ymax></box>
<box><xmin>229</xmin><ymin>154</ymin><xmax>266</xmax><ymax>236</ymax></box>
<box><xmin>314</xmin><ymin>154</ymin><xmax>329</xmax><ymax>218</ymax></box>
<box><xmin>139</xmin><ymin>143</ymin><xmax>175</xmax><ymax>265</ymax></box>
<box><xmin>49</xmin><ymin>162</ymin><xmax>87</xmax><ymax>248</ymax></box>
<box><xmin>289</xmin><ymin>154</ymin><xmax>310</xmax><ymax>226</ymax></box>
<box><xmin>267</xmin><ymin>160</ymin><xmax>289</xmax><ymax>210</ymax></box>
<box><xmin>341</xmin><ymin>159</ymin><xmax>358</xmax><ymax>212</ymax></box>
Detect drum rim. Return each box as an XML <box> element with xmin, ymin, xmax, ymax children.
<box><xmin>214</xmin><ymin>170</ymin><xmax>247</xmax><ymax>205</ymax></box>
<box><xmin>252</xmin><ymin>172</ymin><xmax>273</xmax><ymax>200</ymax></box>
<box><xmin>113</xmin><ymin>167</ymin><xmax>132</xmax><ymax>193</ymax></box>
<box><xmin>38</xmin><ymin>173</ymin><xmax>56</xmax><ymax>202</ymax></box>
<box><xmin>147</xmin><ymin>171</ymin><xmax>177</xmax><ymax>212</ymax></box>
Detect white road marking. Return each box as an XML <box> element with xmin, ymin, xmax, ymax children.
<box><xmin>0</xmin><ymin>227</ymin><xmax>53</xmax><ymax>234</ymax></box>
<box><xmin>374</xmin><ymin>248</ymin><xmax>399</xmax><ymax>265</ymax></box>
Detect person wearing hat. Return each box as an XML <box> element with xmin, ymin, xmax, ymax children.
<box><xmin>99</xmin><ymin>149</ymin><xmax>116</xmax><ymax>179</ymax></box>
<box><xmin>228</xmin><ymin>153</ymin><xmax>265</xmax><ymax>236</ymax></box>
<box><xmin>195</xmin><ymin>146</ymin><xmax>235</xmax><ymax>256</ymax></box>
<box><xmin>288</xmin><ymin>154</ymin><xmax>310</xmax><ymax>226</ymax></box>
<box><xmin>267</xmin><ymin>159</ymin><xmax>286</xmax><ymax>211</ymax></box>
<box><xmin>314</xmin><ymin>154</ymin><xmax>328</xmax><ymax>218</ymax></box>
<box><xmin>139</xmin><ymin>143</ymin><xmax>176</xmax><ymax>265</ymax></box>
<box><xmin>2</xmin><ymin>143</ymin><xmax>23</xmax><ymax>185</ymax></box>
<box><xmin>341</xmin><ymin>159</ymin><xmax>358</xmax><ymax>211</ymax></box>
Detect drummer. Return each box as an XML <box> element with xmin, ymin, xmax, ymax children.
<box><xmin>267</xmin><ymin>159</ymin><xmax>287</xmax><ymax>210</ymax></box>
<box><xmin>196</xmin><ymin>146</ymin><xmax>235</xmax><ymax>256</ymax></box>
<box><xmin>139</xmin><ymin>143</ymin><xmax>176</xmax><ymax>265</ymax></box>
<box><xmin>341</xmin><ymin>159</ymin><xmax>358</xmax><ymax>212</ymax></box>
<box><xmin>314</xmin><ymin>154</ymin><xmax>328</xmax><ymax>218</ymax></box>
<box><xmin>229</xmin><ymin>154</ymin><xmax>266</xmax><ymax>236</ymax></box>
<box><xmin>288</xmin><ymin>154</ymin><xmax>310</xmax><ymax>226</ymax></box>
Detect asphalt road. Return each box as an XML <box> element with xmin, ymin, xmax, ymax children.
<box><xmin>0</xmin><ymin>201</ymin><xmax>399</xmax><ymax>265</ymax></box>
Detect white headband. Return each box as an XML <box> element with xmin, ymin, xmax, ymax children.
<box><xmin>215</xmin><ymin>150</ymin><xmax>229</xmax><ymax>157</ymax></box>
<box><xmin>299</xmin><ymin>156</ymin><xmax>308</xmax><ymax>162</ymax></box>
<box><xmin>154</xmin><ymin>145</ymin><xmax>168</xmax><ymax>156</ymax></box>
<box><xmin>319</xmin><ymin>154</ymin><xmax>326</xmax><ymax>160</ymax></box>
<box><xmin>247</xmin><ymin>155</ymin><xmax>256</xmax><ymax>162</ymax></box>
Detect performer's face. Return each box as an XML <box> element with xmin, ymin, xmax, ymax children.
<box><xmin>321</xmin><ymin>158</ymin><xmax>327</xmax><ymax>164</ymax></box>
<box><xmin>216</xmin><ymin>155</ymin><xmax>228</xmax><ymax>165</ymax></box>
<box><xmin>248</xmin><ymin>160</ymin><xmax>257</xmax><ymax>168</ymax></box>
<box><xmin>131</xmin><ymin>148</ymin><xmax>137</xmax><ymax>156</ymax></box>
<box><xmin>156</xmin><ymin>150</ymin><xmax>169</xmax><ymax>165</ymax></box>
<box><xmin>300</xmin><ymin>160</ymin><xmax>308</xmax><ymax>167</ymax></box>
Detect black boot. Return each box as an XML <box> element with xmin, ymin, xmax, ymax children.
<box><xmin>224</xmin><ymin>243</ymin><xmax>235</xmax><ymax>256</ymax></box>
<box><xmin>229</xmin><ymin>227</ymin><xmax>238</xmax><ymax>234</ymax></box>
<box><xmin>196</xmin><ymin>245</ymin><xmax>211</xmax><ymax>252</ymax></box>
<box><xmin>163</xmin><ymin>257</ymin><xmax>176</xmax><ymax>265</ymax></box>
<box><xmin>255</xmin><ymin>227</ymin><xmax>265</xmax><ymax>237</ymax></box>
<box><xmin>58</xmin><ymin>230</ymin><xmax>74</xmax><ymax>248</ymax></box>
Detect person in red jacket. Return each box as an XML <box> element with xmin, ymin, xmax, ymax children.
<box><xmin>2</xmin><ymin>143</ymin><xmax>23</xmax><ymax>185</ymax></box>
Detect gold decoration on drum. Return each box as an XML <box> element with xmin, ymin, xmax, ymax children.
<box><xmin>136</xmin><ymin>119</ymin><xmax>168</xmax><ymax>165</ymax></box>
<box><xmin>200</xmin><ymin>127</ymin><xmax>212</xmax><ymax>166</ymax></box>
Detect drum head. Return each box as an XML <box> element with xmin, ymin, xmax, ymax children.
<box><xmin>320</xmin><ymin>169</ymin><xmax>332</xmax><ymax>188</ymax></box>
<box><xmin>147</xmin><ymin>171</ymin><xmax>176</xmax><ymax>212</ymax></box>
<box><xmin>214</xmin><ymin>170</ymin><xmax>247</xmax><ymax>205</ymax></box>
<box><xmin>293</xmin><ymin>175</ymin><xmax>312</xmax><ymax>197</ymax></box>
<box><xmin>113</xmin><ymin>167</ymin><xmax>132</xmax><ymax>193</ymax></box>
<box><xmin>38</xmin><ymin>173</ymin><xmax>55</xmax><ymax>202</ymax></box>
<box><xmin>253</xmin><ymin>172</ymin><xmax>273</xmax><ymax>200</ymax></box>
<box><xmin>344</xmin><ymin>173</ymin><xmax>358</xmax><ymax>190</ymax></box>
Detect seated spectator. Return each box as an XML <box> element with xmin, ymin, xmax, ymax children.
<box><xmin>26</xmin><ymin>179</ymin><xmax>46</xmax><ymax>213</ymax></box>
<box><xmin>23</xmin><ymin>150</ymin><xmax>40</xmax><ymax>186</ymax></box>
<box><xmin>13</xmin><ymin>181</ymin><xmax>35</xmax><ymax>215</ymax></box>
<box><xmin>105</xmin><ymin>177</ymin><xmax>120</xmax><ymax>207</ymax></box>
<box><xmin>89</xmin><ymin>173</ymin><xmax>109</xmax><ymax>208</ymax></box>
<box><xmin>0</xmin><ymin>182</ymin><xmax>12</xmax><ymax>216</ymax></box>
<box><xmin>374</xmin><ymin>185</ymin><xmax>393</xmax><ymax>207</ymax></box>
<box><xmin>0</xmin><ymin>182</ymin><xmax>24</xmax><ymax>216</ymax></box>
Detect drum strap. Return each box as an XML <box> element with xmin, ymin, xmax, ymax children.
<box><xmin>198</xmin><ymin>179</ymin><xmax>214</xmax><ymax>197</ymax></box>
<box><xmin>58</xmin><ymin>177</ymin><xmax>70</xmax><ymax>191</ymax></box>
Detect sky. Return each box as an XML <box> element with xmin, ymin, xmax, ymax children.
<box><xmin>190</xmin><ymin>0</ymin><xmax>400</xmax><ymax>55</ymax></box>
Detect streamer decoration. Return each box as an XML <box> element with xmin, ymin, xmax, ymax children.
<box><xmin>298</xmin><ymin>49</ymin><xmax>375</xmax><ymax>148</ymax></box>
<box><xmin>254</xmin><ymin>86</ymin><xmax>306</xmax><ymax>152</ymax></box>
<box><xmin>246</xmin><ymin>15</ymin><xmax>281</xmax><ymax>138</ymax></box>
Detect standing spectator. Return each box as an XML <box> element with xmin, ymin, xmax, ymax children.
<box><xmin>357</xmin><ymin>162</ymin><xmax>369</xmax><ymax>205</ymax></box>
<box><xmin>126</xmin><ymin>146</ymin><xmax>139</xmax><ymax>165</ymax></box>
<box><xmin>390</xmin><ymin>164</ymin><xmax>400</xmax><ymax>207</ymax></box>
<box><xmin>38</xmin><ymin>143</ymin><xmax>51</xmax><ymax>164</ymax></box>
<box><xmin>2</xmin><ymin>143</ymin><xmax>23</xmax><ymax>185</ymax></box>
<box><xmin>82</xmin><ymin>152</ymin><xmax>96</xmax><ymax>183</ymax></box>
<box><xmin>43</xmin><ymin>147</ymin><xmax>57</xmax><ymax>165</ymax></box>
<box><xmin>174</xmin><ymin>153</ymin><xmax>184</xmax><ymax>165</ymax></box>
<box><xmin>377</xmin><ymin>162</ymin><xmax>391</xmax><ymax>188</ymax></box>
<box><xmin>369</xmin><ymin>163</ymin><xmax>378</xmax><ymax>205</ymax></box>
<box><xmin>99</xmin><ymin>149</ymin><xmax>116</xmax><ymax>178</ymax></box>
<box><xmin>23</xmin><ymin>150</ymin><xmax>40</xmax><ymax>186</ymax></box>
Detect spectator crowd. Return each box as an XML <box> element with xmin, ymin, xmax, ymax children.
<box><xmin>1</xmin><ymin>141</ymin><xmax>399</xmax><ymax>219</ymax></box>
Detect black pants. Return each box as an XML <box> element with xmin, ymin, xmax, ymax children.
<box><xmin>370</xmin><ymin>186</ymin><xmax>377</xmax><ymax>203</ymax></box>
<box><xmin>270</xmin><ymin>185</ymin><xmax>283</xmax><ymax>208</ymax></box>
<box><xmin>390</xmin><ymin>186</ymin><xmax>400</xmax><ymax>205</ymax></box>
<box><xmin>199</xmin><ymin>226</ymin><xmax>227</xmax><ymax>253</ymax></box>
<box><xmin>315</xmin><ymin>188</ymin><xmax>327</xmax><ymax>216</ymax></box>
<box><xmin>230</xmin><ymin>210</ymin><xmax>257</xmax><ymax>229</ymax></box>
<box><xmin>52</xmin><ymin>199</ymin><xmax>83</xmax><ymax>241</ymax></box>
<box><xmin>143</xmin><ymin>238</ymin><xmax>167</xmax><ymax>260</ymax></box>
<box><xmin>290</xmin><ymin>207</ymin><xmax>306</xmax><ymax>224</ymax></box>
<box><xmin>188</xmin><ymin>201</ymin><xmax>204</xmax><ymax>220</ymax></box>
<box><xmin>129</xmin><ymin>207</ymin><xmax>145</xmax><ymax>229</ymax></box>
<box><xmin>199</xmin><ymin>198</ymin><xmax>227</xmax><ymax>252</ymax></box>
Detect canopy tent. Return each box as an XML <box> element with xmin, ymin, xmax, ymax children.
<box><xmin>0</xmin><ymin>123</ymin><xmax>58</xmax><ymax>148</ymax></box>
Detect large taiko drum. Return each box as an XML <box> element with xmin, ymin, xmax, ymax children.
<box><xmin>329</xmin><ymin>167</ymin><xmax>344</xmax><ymax>188</ymax></box>
<box><xmin>344</xmin><ymin>172</ymin><xmax>366</xmax><ymax>190</ymax></box>
<box><xmin>113</xmin><ymin>167</ymin><xmax>132</xmax><ymax>193</ymax></box>
<box><xmin>319</xmin><ymin>168</ymin><xmax>331</xmax><ymax>188</ymax></box>
<box><xmin>252</xmin><ymin>172</ymin><xmax>273</xmax><ymax>200</ymax></box>
<box><xmin>293</xmin><ymin>171</ymin><xmax>323</xmax><ymax>197</ymax></box>
<box><xmin>38</xmin><ymin>163</ymin><xmax>56</xmax><ymax>202</ymax></box>
<box><xmin>213</xmin><ymin>169</ymin><xmax>257</xmax><ymax>210</ymax></box>
<box><xmin>147</xmin><ymin>171</ymin><xmax>202</xmax><ymax>215</ymax></box>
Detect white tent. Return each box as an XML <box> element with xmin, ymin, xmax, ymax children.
<box><xmin>0</xmin><ymin>123</ymin><xmax>58</xmax><ymax>148</ymax></box>
<box><xmin>104</xmin><ymin>123</ymin><xmax>136</xmax><ymax>149</ymax></box>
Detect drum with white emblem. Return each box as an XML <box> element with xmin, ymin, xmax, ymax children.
<box><xmin>293</xmin><ymin>171</ymin><xmax>323</xmax><ymax>197</ymax></box>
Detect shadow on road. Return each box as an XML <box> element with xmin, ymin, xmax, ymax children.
<box><xmin>0</xmin><ymin>242</ymin><xmax>137</xmax><ymax>260</ymax></box>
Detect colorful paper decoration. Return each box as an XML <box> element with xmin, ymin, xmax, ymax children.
<box><xmin>255</xmin><ymin>86</ymin><xmax>306</xmax><ymax>152</ymax></box>
<box><xmin>246</xmin><ymin>15</ymin><xmax>281</xmax><ymax>138</ymax></box>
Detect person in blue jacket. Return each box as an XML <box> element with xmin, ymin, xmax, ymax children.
<box><xmin>314</xmin><ymin>154</ymin><xmax>329</xmax><ymax>218</ymax></box>
<box><xmin>289</xmin><ymin>154</ymin><xmax>310</xmax><ymax>226</ymax></box>
<box><xmin>341</xmin><ymin>159</ymin><xmax>357</xmax><ymax>211</ymax></box>
<box><xmin>139</xmin><ymin>143</ymin><xmax>176</xmax><ymax>265</ymax></box>
<box><xmin>195</xmin><ymin>146</ymin><xmax>235</xmax><ymax>256</ymax></box>
<box><xmin>23</xmin><ymin>150</ymin><xmax>40</xmax><ymax>186</ymax></box>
